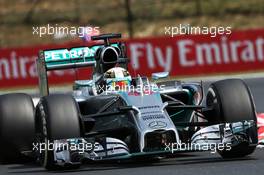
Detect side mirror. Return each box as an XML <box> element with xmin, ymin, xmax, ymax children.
<box><xmin>152</xmin><ymin>72</ymin><xmax>169</xmax><ymax>80</ymax></box>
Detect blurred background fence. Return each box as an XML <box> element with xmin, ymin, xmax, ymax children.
<box><xmin>1</xmin><ymin>0</ymin><xmax>264</xmax><ymax>47</ymax></box>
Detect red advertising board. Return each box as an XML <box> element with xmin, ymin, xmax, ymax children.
<box><xmin>0</xmin><ymin>29</ymin><xmax>264</xmax><ymax>88</ymax></box>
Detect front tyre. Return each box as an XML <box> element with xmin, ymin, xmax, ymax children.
<box><xmin>206</xmin><ymin>79</ymin><xmax>258</xmax><ymax>158</ymax></box>
<box><xmin>35</xmin><ymin>94</ymin><xmax>81</xmax><ymax>170</ymax></box>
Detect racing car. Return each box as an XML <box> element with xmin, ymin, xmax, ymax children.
<box><xmin>0</xmin><ymin>33</ymin><xmax>258</xmax><ymax>170</ymax></box>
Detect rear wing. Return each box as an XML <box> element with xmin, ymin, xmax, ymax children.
<box><xmin>43</xmin><ymin>47</ymin><xmax>96</xmax><ymax>70</ymax></box>
<box><xmin>37</xmin><ymin>44</ymin><xmax>118</xmax><ymax>96</ymax></box>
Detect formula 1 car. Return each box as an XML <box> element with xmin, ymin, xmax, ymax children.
<box><xmin>0</xmin><ymin>33</ymin><xmax>258</xmax><ymax>170</ymax></box>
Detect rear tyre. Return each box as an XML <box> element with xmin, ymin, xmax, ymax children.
<box><xmin>36</xmin><ymin>94</ymin><xmax>81</xmax><ymax>170</ymax></box>
<box><xmin>0</xmin><ymin>93</ymin><xmax>35</xmax><ymax>163</ymax></box>
<box><xmin>206</xmin><ymin>79</ymin><xmax>258</xmax><ymax>158</ymax></box>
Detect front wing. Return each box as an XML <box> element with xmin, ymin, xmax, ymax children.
<box><xmin>49</xmin><ymin>120</ymin><xmax>256</xmax><ymax>166</ymax></box>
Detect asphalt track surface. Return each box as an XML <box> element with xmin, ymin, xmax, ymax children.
<box><xmin>1</xmin><ymin>77</ymin><xmax>264</xmax><ymax>175</ymax></box>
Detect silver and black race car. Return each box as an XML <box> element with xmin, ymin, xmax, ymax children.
<box><xmin>0</xmin><ymin>34</ymin><xmax>258</xmax><ymax>170</ymax></box>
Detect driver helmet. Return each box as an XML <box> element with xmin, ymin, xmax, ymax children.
<box><xmin>104</xmin><ymin>67</ymin><xmax>132</xmax><ymax>91</ymax></box>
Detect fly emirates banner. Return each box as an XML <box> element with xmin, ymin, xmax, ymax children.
<box><xmin>0</xmin><ymin>29</ymin><xmax>263</xmax><ymax>88</ymax></box>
